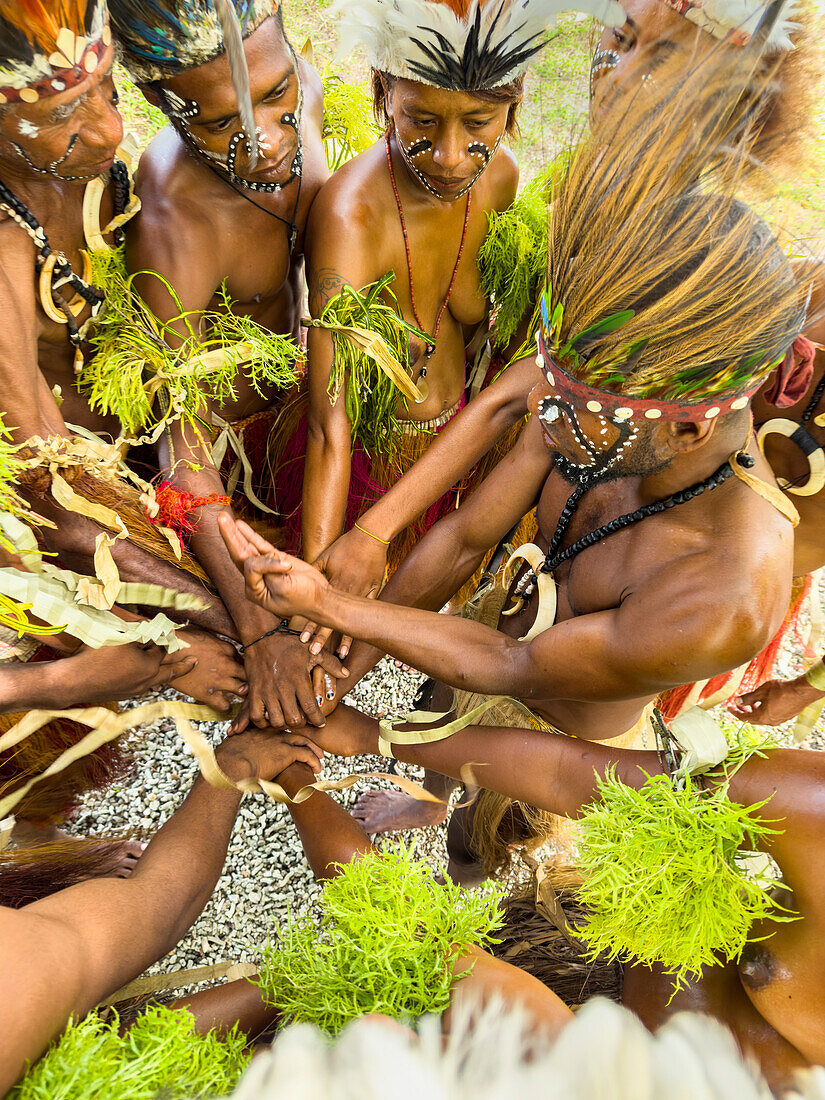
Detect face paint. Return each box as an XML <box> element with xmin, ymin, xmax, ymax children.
<box><xmin>538</xmin><ymin>393</ymin><xmax>638</xmax><ymax>488</ymax></box>
<box><xmin>396</xmin><ymin>129</ymin><xmax>502</xmax><ymax>200</ymax></box>
<box><xmin>9</xmin><ymin>132</ymin><xmax>90</xmax><ymax>180</ymax></box>
<box><xmin>589</xmin><ymin>47</ymin><xmax>620</xmax><ymax>99</ymax></box>
<box><xmin>16</xmin><ymin>119</ymin><xmax>39</xmax><ymax>138</ymax></box>
<box><xmin>161</xmin><ymin>41</ymin><xmax>304</xmax><ymax>195</ymax></box>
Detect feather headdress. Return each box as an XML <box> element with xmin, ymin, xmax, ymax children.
<box><xmin>108</xmin><ymin>0</ymin><xmax>275</xmax><ymax>82</ymax></box>
<box><xmin>538</xmin><ymin>47</ymin><xmax>809</xmax><ymax>420</ymax></box>
<box><xmin>660</xmin><ymin>0</ymin><xmax>799</xmax><ymax>52</ymax></box>
<box><xmin>0</xmin><ymin>0</ymin><xmax>110</xmax><ymax>104</ymax></box>
<box><xmin>329</xmin><ymin>0</ymin><xmax>627</xmax><ymax>90</ymax></box>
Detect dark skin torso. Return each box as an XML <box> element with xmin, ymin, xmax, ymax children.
<box><xmin>488</xmin><ymin>429</ymin><xmax>792</xmax><ymax>740</ymax></box>
<box><xmin>0</xmin><ymin>178</ymin><xmax>120</xmax><ymax>439</ymax></box>
<box><xmin>625</xmin><ymin>747</ymin><xmax>825</xmax><ymax>1089</ymax></box>
<box><xmin>130</xmin><ymin>57</ymin><xmax>326</xmax><ymax>420</ymax></box>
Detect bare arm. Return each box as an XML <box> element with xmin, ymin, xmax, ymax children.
<box><xmin>128</xmin><ymin>193</ymin><xmax>341</xmax><ymax>729</ymax></box>
<box><xmin>310</xmin><ymin>354</ymin><xmax>537</xmax><ymax>617</ymax></box>
<box><xmin>0</xmin><ymin>642</ymin><xmax>195</xmax><ymax>713</ymax></box>
<box><xmin>0</xmin><ymin>729</ymin><xmax>323</xmax><ymax>1093</ymax></box>
<box><xmin>301</xmin><ymin>191</ymin><xmax>379</xmax><ymax>565</ymax></box>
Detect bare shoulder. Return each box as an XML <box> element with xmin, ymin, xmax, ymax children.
<box><xmin>134</xmin><ymin>127</ymin><xmax>222</xmax><ymax>247</ymax></box>
<box><xmin>484</xmin><ymin>143</ymin><xmax>519</xmax><ymax>212</ymax></box>
<box><xmin>306</xmin><ymin>141</ymin><xmax>391</xmax><ymax>272</ymax></box>
<box><xmin>624</xmin><ymin>478</ymin><xmax>794</xmax><ymax>672</ymax></box>
<box><xmin>297</xmin><ymin>56</ymin><xmax>324</xmax><ymax>129</ymax></box>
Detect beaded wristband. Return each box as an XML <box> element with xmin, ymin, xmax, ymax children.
<box><xmin>239</xmin><ymin>619</ymin><xmax>302</xmax><ymax>656</ymax></box>
<box><xmin>804</xmin><ymin>658</ymin><xmax>825</xmax><ymax>693</ymax></box>
<box><xmin>354</xmin><ymin>521</ymin><xmax>390</xmax><ymax>547</ymax></box>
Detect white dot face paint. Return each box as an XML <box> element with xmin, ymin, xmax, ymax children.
<box><xmin>17</xmin><ymin>119</ymin><xmax>40</xmax><ymax>139</ymax></box>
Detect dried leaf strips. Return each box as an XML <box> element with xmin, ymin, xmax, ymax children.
<box><xmin>80</xmin><ymin>248</ymin><xmax>303</xmax><ymax>443</ymax></box>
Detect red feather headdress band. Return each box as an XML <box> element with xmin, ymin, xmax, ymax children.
<box><xmin>536</xmin><ymin>329</ymin><xmax>764</xmax><ymax>422</ymax></box>
<box><xmin>0</xmin><ymin>0</ymin><xmax>110</xmax><ymax>104</ymax></box>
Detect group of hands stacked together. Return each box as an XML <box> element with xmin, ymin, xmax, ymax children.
<box><xmin>93</xmin><ymin>517</ymin><xmax>386</xmax><ymax>751</ymax></box>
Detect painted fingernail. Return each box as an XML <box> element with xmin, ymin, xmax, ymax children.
<box><xmin>316</xmin><ymin>695</ymin><xmax>323</xmax><ymax>706</ymax></box>
<box><xmin>326</xmin><ymin>690</ymin><xmax>335</xmax><ymax>700</ymax></box>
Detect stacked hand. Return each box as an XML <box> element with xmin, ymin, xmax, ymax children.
<box><xmin>218</xmin><ymin>514</ymin><xmax>350</xmax><ymax>732</ymax></box>
<box><xmin>730</xmin><ymin>675</ymin><xmax>825</xmax><ymax>726</ymax></box>
<box><xmin>303</xmin><ymin>525</ymin><xmax>387</xmax><ymax>659</ymax></box>
<box><xmin>216</xmin><ymin>727</ymin><xmax>325</xmax><ymax>784</ymax></box>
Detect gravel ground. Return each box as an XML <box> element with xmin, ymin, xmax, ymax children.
<box><xmin>70</xmin><ymin>658</ymin><xmax>448</xmax><ymax>993</ymax></box>
<box><xmin>69</xmin><ymin>576</ymin><xmax>825</xmax><ymax>997</ymax></box>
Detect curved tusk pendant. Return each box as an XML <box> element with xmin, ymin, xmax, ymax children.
<box><xmin>39</xmin><ymin>250</ymin><xmax>93</xmax><ymax>325</ymax></box>
<box><xmin>757</xmin><ymin>418</ymin><xmax>825</xmax><ymax>497</ymax></box>
<box><xmin>501</xmin><ymin>597</ymin><xmax>523</xmax><ymax>617</ymax></box>
<box><xmin>82</xmin><ymin>175</ymin><xmax>108</xmax><ymax>253</ymax></box>
<box><xmin>502</xmin><ymin>542</ymin><xmax>557</xmax><ymax>641</ymax></box>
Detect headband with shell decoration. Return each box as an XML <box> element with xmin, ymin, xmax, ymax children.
<box><xmin>0</xmin><ymin>0</ymin><xmax>111</xmax><ymax>105</ymax></box>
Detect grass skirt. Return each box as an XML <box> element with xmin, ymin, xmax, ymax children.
<box><xmin>491</xmin><ymin>860</ymin><xmax>622</xmax><ymax>1009</ymax></box>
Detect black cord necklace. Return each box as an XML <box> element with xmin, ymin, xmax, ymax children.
<box><xmin>800</xmin><ymin>370</ymin><xmax>825</xmax><ymax>428</ymax></box>
<box><xmin>0</xmin><ymin>162</ymin><xmax>128</xmax><ymax>356</ymax></box>
<box><xmin>180</xmin><ymin>131</ymin><xmax>303</xmax><ymax>253</ymax></box>
<box><xmin>512</xmin><ymin>452</ymin><xmax>754</xmax><ymax>603</ymax></box>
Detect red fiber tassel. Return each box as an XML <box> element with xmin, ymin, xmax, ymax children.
<box><xmin>149</xmin><ymin>482</ymin><xmax>231</xmax><ymax>542</ymax></box>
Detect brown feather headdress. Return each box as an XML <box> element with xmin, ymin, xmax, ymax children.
<box><xmin>539</xmin><ymin>46</ymin><xmax>810</xmax><ymax>416</ymax></box>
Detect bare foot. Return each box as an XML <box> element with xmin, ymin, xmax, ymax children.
<box><xmin>352</xmin><ymin>790</ymin><xmax>448</xmax><ymax>833</ymax></box>
<box><xmin>11</xmin><ymin>820</ymin><xmax>146</xmax><ymax>878</ymax></box>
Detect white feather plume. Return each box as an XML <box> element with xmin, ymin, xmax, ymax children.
<box><xmin>329</xmin><ymin>0</ymin><xmax>627</xmax><ymax>88</ymax></box>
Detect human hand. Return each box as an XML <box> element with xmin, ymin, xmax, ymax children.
<box><xmin>729</xmin><ymin>676</ymin><xmax>825</xmax><ymax>726</ymax></box>
<box><xmin>302</xmin><ymin>526</ymin><xmax>387</xmax><ymax>658</ymax></box>
<box><xmin>290</xmin><ymin>702</ymin><xmax>377</xmax><ymax>759</ymax></box>
<box><xmin>218</xmin><ymin>514</ymin><xmax>329</xmax><ymax>622</ymax></box>
<box><xmin>216</xmin><ymin>727</ymin><xmax>325</xmax><ymax>784</ymax></box>
<box><xmin>171</xmin><ymin>627</ymin><xmax>247</xmax><ymax>713</ymax></box>
<box><xmin>231</xmin><ymin>631</ymin><xmax>349</xmax><ymax>733</ymax></box>
<box><xmin>58</xmin><ymin>641</ymin><xmax>197</xmax><ymax>706</ymax></box>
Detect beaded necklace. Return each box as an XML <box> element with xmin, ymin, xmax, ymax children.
<box><xmin>0</xmin><ymin>159</ymin><xmax>130</xmax><ymax>370</ymax></box>
<box><xmin>385</xmin><ymin>132</ymin><xmax>470</xmax><ymax>398</ymax></box>
<box><xmin>509</xmin><ymin>451</ymin><xmax>755</xmax><ymax>607</ymax></box>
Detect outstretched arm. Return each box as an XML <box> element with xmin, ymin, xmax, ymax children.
<box><xmin>0</xmin><ymin>730</ymin><xmax>322</xmax><ymax>1093</ymax></box>
<box><xmin>307</xmin><ymin>355</ymin><xmax>537</xmax><ymax>649</ymax></box>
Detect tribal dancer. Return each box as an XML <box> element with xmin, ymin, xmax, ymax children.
<box><xmin>271</xmin><ymin>0</ymin><xmax>623</xmax><ymax>606</ymax></box>
<box><xmin>0</xmin><ymin>0</ymin><xmax>234</xmax><ymax>632</ymax></box>
<box><xmin>111</xmin><ymin>1</ymin><xmax>345</xmax><ymax>733</ymax></box>
<box><xmin>309</xmin><ymin>0</ymin><xmax>819</xmax><ymax>653</ymax></box>
<box><xmin>219</xmin><ymin>57</ymin><xmax>812</xmax><ymax>875</ymax></box>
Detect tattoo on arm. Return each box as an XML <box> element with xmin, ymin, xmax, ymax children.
<box><xmin>311</xmin><ymin>268</ymin><xmax>346</xmax><ymax>314</ymax></box>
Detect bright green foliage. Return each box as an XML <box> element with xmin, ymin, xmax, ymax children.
<box><xmin>478</xmin><ymin>169</ymin><xmax>551</xmax><ymax>351</ymax></box>
<box><xmin>576</xmin><ymin>766</ymin><xmax>796</xmax><ymax>995</ymax></box>
<box><xmin>10</xmin><ymin>1006</ymin><xmax>250</xmax><ymax>1100</ymax></box>
<box><xmin>0</xmin><ymin>412</ymin><xmax>27</xmax><ymax>517</ymax></box>
<box><xmin>318</xmin><ymin>274</ymin><xmax>428</xmax><ymax>456</ymax></box>
<box><xmin>322</xmin><ymin>69</ymin><xmax>381</xmax><ymax>171</ymax></box>
<box><xmin>256</xmin><ymin>844</ymin><xmax>504</xmax><ymax>1033</ymax></box>
<box><xmin>80</xmin><ymin>248</ymin><xmax>302</xmax><ymax>441</ymax></box>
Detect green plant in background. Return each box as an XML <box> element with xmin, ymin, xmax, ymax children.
<box><xmin>0</xmin><ymin>413</ymin><xmax>28</xmax><ymax>519</ymax></box>
<box><xmin>10</xmin><ymin>1006</ymin><xmax>250</xmax><ymax>1100</ymax></box>
<box><xmin>576</xmin><ymin>752</ymin><xmax>797</xmax><ymax>996</ymax></box>
<box><xmin>321</xmin><ymin>66</ymin><xmax>381</xmax><ymax>171</ymax></box>
<box><xmin>114</xmin><ymin>63</ymin><xmax>167</xmax><ymax>144</ymax></box>
<box><xmin>256</xmin><ymin>844</ymin><xmax>504</xmax><ymax>1033</ymax></box>
<box><xmin>80</xmin><ymin>248</ymin><xmax>302</xmax><ymax>442</ymax></box>
<box><xmin>310</xmin><ymin>274</ymin><xmax>428</xmax><ymax>456</ymax></box>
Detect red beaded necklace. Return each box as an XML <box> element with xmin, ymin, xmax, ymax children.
<box><xmin>385</xmin><ymin>131</ymin><xmax>471</xmax><ymax>375</ymax></box>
